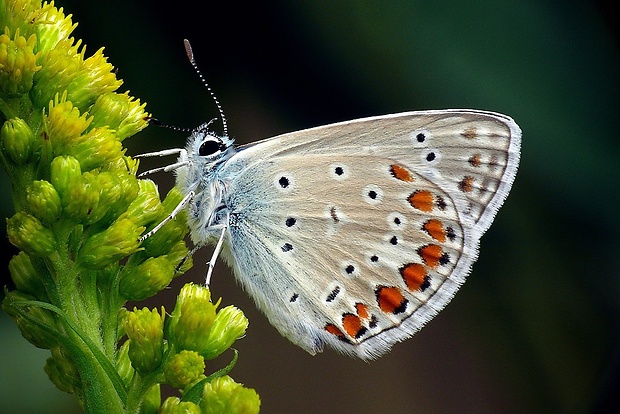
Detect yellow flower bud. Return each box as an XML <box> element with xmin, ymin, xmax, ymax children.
<box><xmin>119</xmin><ymin>256</ymin><xmax>175</xmax><ymax>301</ymax></box>
<box><xmin>201</xmin><ymin>376</ymin><xmax>261</xmax><ymax>414</ymax></box>
<box><xmin>6</xmin><ymin>211</ymin><xmax>56</xmax><ymax>257</ymax></box>
<box><xmin>78</xmin><ymin>218</ymin><xmax>143</xmax><ymax>269</ymax></box>
<box><xmin>65</xmin><ymin>170</ymin><xmax>130</xmax><ymax>226</ymax></box>
<box><xmin>0</xmin><ymin>28</ymin><xmax>40</xmax><ymax>97</ymax></box>
<box><xmin>161</xmin><ymin>397</ymin><xmax>201</xmax><ymax>414</ymax></box>
<box><xmin>44</xmin><ymin>98</ymin><xmax>92</xmax><ymax>155</ymax></box>
<box><xmin>163</xmin><ymin>350</ymin><xmax>206</xmax><ymax>389</ymax></box>
<box><xmin>167</xmin><ymin>284</ymin><xmax>218</xmax><ymax>353</ymax></box>
<box><xmin>202</xmin><ymin>306</ymin><xmax>249</xmax><ymax>360</ymax></box>
<box><xmin>8</xmin><ymin>252</ymin><xmax>45</xmax><ymax>298</ymax></box>
<box><xmin>124</xmin><ymin>307</ymin><xmax>165</xmax><ymax>374</ymax></box>
<box><xmin>1</xmin><ymin>118</ymin><xmax>35</xmax><ymax>164</ymax></box>
<box><xmin>2</xmin><ymin>290</ymin><xmax>59</xmax><ymax>349</ymax></box>
<box><xmin>35</xmin><ymin>3</ymin><xmax>77</xmax><ymax>52</ymax></box>
<box><xmin>31</xmin><ymin>39</ymin><xmax>81</xmax><ymax>108</ymax></box>
<box><xmin>68</xmin><ymin>47</ymin><xmax>122</xmax><ymax>109</ymax></box>
<box><xmin>44</xmin><ymin>347</ymin><xmax>81</xmax><ymax>394</ymax></box>
<box><xmin>50</xmin><ymin>155</ymin><xmax>82</xmax><ymax>200</ymax></box>
<box><xmin>33</xmin><ymin>41</ymin><xmax>122</xmax><ymax>110</ymax></box>
<box><xmin>69</xmin><ymin>126</ymin><xmax>123</xmax><ymax>171</ymax></box>
<box><xmin>120</xmin><ymin>179</ymin><xmax>165</xmax><ymax>228</ymax></box>
<box><xmin>61</xmin><ymin>172</ymin><xmax>99</xmax><ymax>223</ymax></box>
<box><xmin>79</xmin><ymin>171</ymin><xmax>120</xmax><ymax>225</ymax></box>
<box><xmin>26</xmin><ymin>180</ymin><xmax>62</xmax><ymax>223</ymax></box>
<box><xmin>101</xmin><ymin>171</ymin><xmax>140</xmax><ymax>222</ymax></box>
<box><xmin>90</xmin><ymin>92</ymin><xmax>149</xmax><ymax>141</ymax></box>
<box><xmin>165</xmin><ymin>240</ymin><xmax>193</xmax><ymax>275</ymax></box>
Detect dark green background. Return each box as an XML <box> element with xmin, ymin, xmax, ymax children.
<box><xmin>1</xmin><ymin>1</ymin><xmax>618</xmax><ymax>412</ymax></box>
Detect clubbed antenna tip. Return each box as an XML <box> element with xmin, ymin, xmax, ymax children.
<box><xmin>183</xmin><ymin>39</ymin><xmax>228</xmax><ymax>137</ymax></box>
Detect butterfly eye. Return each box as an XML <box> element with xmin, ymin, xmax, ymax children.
<box><xmin>198</xmin><ymin>137</ymin><xmax>224</xmax><ymax>156</ymax></box>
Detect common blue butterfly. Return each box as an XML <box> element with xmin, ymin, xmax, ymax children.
<box><xmin>139</xmin><ymin>40</ymin><xmax>521</xmax><ymax>359</ymax></box>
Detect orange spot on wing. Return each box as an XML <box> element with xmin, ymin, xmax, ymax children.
<box><xmin>459</xmin><ymin>176</ymin><xmax>474</xmax><ymax>193</ymax></box>
<box><xmin>376</xmin><ymin>286</ymin><xmax>408</xmax><ymax>314</ymax></box>
<box><xmin>468</xmin><ymin>154</ymin><xmax>482</xmax><ymax>167</ymax></box>
<box><xmin>355</xmin><ymin>303</ymin><xmax>369</xmax><ymax>320</ymax></box>
<box><xmin>423</xmin><ymin>219</ymin><xmax>446</xmax><ymax>242</ymax></box>
<box><xmin>342</xmin><ymin>313</ymin><xmax>366</xmax><ymax>338</ymax></box>
<box><xmin>400</xmin><ymin>263</ymin><xmax>428</xmax><ymax>291</ymax></box>
<box><xmin>408</xmin><ymin>190</ymin><xmax>434</xmax><ymax>212</ymax></box>
<box><xmin>325</xmin><ymin>324</ymin><xmax>346</xmax><ymax>339</ymax></box>
<box><xmin>390</xmin><ymin>164</ymin><xmax>414</xmax><ymax>182</ymax></box>
<box><xmin>462</xmin><ymin>127</ymin><xmax>477</xmax><ymax>139</ymax></box>
<box><xmin>418</xmin><ymin>244</ymin><xmax>443</xmax><ymax>268</ymax></box>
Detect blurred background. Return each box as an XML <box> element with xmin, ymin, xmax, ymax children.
<box><xmin>1</xmin><ymin>1</ymin><xmax>618</xmax><ymax>412</ymax></box>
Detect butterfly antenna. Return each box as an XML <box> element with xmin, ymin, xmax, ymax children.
<box><xmin>183</xmin><ymin>39</ymin><xmax>228</xmax><ymax>137</ymax></box>
<box><xmin>147</xmin><ymin>117</ymin><xmax>193</xmax><ymax>132</ymax></box>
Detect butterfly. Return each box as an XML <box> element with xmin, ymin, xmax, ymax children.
<box><xmin>139</xmin><ymin>41</ymin><xmax>521</xmax><ymax>360</ymax></box>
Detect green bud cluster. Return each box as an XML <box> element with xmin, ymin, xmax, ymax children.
<box><xmin>1</xmin><ymin>1</ymin><xmax>258</xmax><ymax>412</ymax></box>
<box><xmin>167</xmin><ymin>284</ymin><xmax>249</xmax><ymax>361</ymax></box>
<box><xmin>160</xmin><ymin>374</ymin><xmax>261</xmax><ymax>414</ymax></box>
<box><xmin>120</xmin><ymin>285</ymin><xmax>256</xmax><ymax>412</ymax></box>
<box><xmin>124</xmin><ymin>307</ymin><xmax>165</xmax><ymax>375</ymax></box>
<box><xmin>200</xmin><ymin>376</ymin><xmax>261</xmax><ymax>414</ymax></box>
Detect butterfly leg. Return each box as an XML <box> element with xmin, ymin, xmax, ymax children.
<box><xmin>134</xmin><ymin>148</ymin><xmax>189</xmax><ymax>177</ymax></box>
<box><xmin>205</xmin><ymin>225</ymin><xmax>227</xmax><ymax>286</ymax></box>
<box><xmin>134</xmin><ymin>148</ymin><xmax>186</xmax><ymax>158</ymax></box>
<box><xmin>174</xmin><ymin>242</ymin><xmax>202</xmax><ymax>273</ymax></box>
<box><xmin>139</xmin><ymin>190</ymin><xmax>194</xmax><ymax>242</ymax></box>
<box><xmin>138</xmin><ymin>160</ymin><xmax>189</xmax><ymax>177</ymax></box>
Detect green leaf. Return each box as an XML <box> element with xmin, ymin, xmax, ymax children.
<box><xmin>181</xmin><ymin>349</ymin><xmax>238</xmax><ymax>404</ymax></box>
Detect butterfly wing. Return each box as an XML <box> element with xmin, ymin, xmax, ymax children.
<box><xmin>218</xmin><ymin>110</ymin><xmax>520</xmax><ymax>359</ymax></box>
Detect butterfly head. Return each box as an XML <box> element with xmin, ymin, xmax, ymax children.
<box><xmin>175</xmin><ymin>122</ymin><xmax>236</xmax><ymax>192</ymax></box>
<box><xmin>186</xmin><ymin>121</ymin><xmax>235</xmax><ymax>163</ymax></box>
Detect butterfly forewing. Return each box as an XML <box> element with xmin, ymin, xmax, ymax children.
<box><xmin>214</xmin><ymin>110</ymin><xmax>520</xmax><ymax>359</ymax></box>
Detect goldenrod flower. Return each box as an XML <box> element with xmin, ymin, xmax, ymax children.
<box><xmin>201</xmin><ymin>376</ymin><xmax>261</xmax><ymax>414</ymax></box>
<box><xmin>201</xmin><ymin>305</ymin><xmax>249</xmax><ymax>360</ymax></box>
<box><xmin>8</xmin><ymin>251</ymin><xmax>44</xmax><ymax>298</ymax></box>
<box><xmin>161</xmin><ymin>397</ymin><xmax>202</xmax><ymax>414</ymax></box>
<box><xmin>6</xmin><ymin>211</ymin><xmax>56</xmax><ymax>256</ymax></box>
<box><xmin>1</xmin><ymin>117</ymin><xmax>35</xmax><ymax>164</ymax></box>
<box><xmin>26</xmin><ymin>179</ymin><xmax>61</xmax><ymax>223</ymax></box>
<box><xmin>168</xmin><ymin>283</ymin><xmax>219</xmax><ymax>354</ymax></box>
<box><xmin>1</xmin><ymin>1</ymin><xmax>257</xmax><ymax>411</ymax></box>
<box><xmin>0</xmin><ymin>28</ymin><xmax>40</xmax><ymax>98</ymax></box>
<box><xmin>163</xmin><ymin>350</ymin><xmax>206</xmax><ymax>389</ymax></box>
<box><xmin>124</xmin><ymin>307</ymin><xmax>165</xmax><ymax>374</ymax></box>
<box><xmin>119</xmin><ymin>256</ymin><xmax>175</xmax><ymax>301</ymax></box>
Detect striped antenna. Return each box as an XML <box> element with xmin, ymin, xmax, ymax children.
<box><xmin>183</xmin><ymin>39</ymin><xmax>228</xmax><ymax>137</ymax></box>
<box><xmin>147</xmin><ymin>117</ymin><xmax>193</xmax><ymax>132</ymax></box>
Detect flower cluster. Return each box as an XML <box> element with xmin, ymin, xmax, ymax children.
<box><xmin>0</xmin><ymin>1</ymin><xmax>258</xmax><ymax>412</ymax></box>
<box><xmin>122</xmin><ymin>284</ymin><xmax>257</xmax><ymax>413</ymax></box>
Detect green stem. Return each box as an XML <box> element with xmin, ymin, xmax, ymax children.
<box><xmin>64</xmin><ymin>328</ymin><xmax>125</xmax><ymax>414</ymax></box>
<box><xmin>15</xmin><ymin>299</ymin><xmax>128</xmax><ymax>412</ymax></box>
<box><xmin>125</xmin><ymin>369</ymin><xmax>161</xmax><ymax>414</ymax></box>
<box><xmin>99</xmin><ymin>267</ymin><xmax>123</xmax><ymax>360</ymax></box>
<box><xmin>49</xmin><ymin>223</ymin><xmax>123</xmax><ymax>411</ymax></box>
